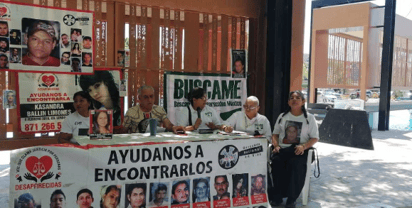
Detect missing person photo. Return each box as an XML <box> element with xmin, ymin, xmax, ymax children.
<box><xmin>3</xmin><ymin>90</ymin><xmax>16</xmax><ymax>109</ymax></box>
<box><xmin>213</xmin><ymin>175</ymin><xmax>230</xmax><ymax>201</ymax></box>
<box><xmin>50</xmin><ymin>189</ymin><xmax>67</xmax><ymax>208</ymax></box>
<box><xmin>61</xmin><ymin>33</ymin><xmax>70</xmax><ymax>49</ymax></box>
<box><xmin>0</xmin><ymin>37</ymin><xmax>9</xmax><ymax>55</ymax></box>
<box><xmin>0</xmin><ymin>21</ymin><xmax>9</xmax><ymax>37</ymax></box>
<box><xmin>83</xmin><ymin>36</ymin><xmax>92</xmax><ymax>49</ymax></box>
<box><xmin>251</xmin><ymin>174</ymin><xmax>266</xmax><ymax>195</ymax></box>
<box><xmin>193</xmin><ymin>177</ymin><xmax>210</xmax><ymax>203</ymax></box>
<box><xmin>125</xmin><ymin>183</ymin><xmax>147</xmax><ymax>208</ymax></box>
<box><xmin>71</xmin><ymin>57</ymin><xmax>81</xmax><ymax>72</ymax></box>
<box><xmin>282</xmin><ymin>121</ymin><xmax>303</xmax><ymax>145</ymax></box>
<box><xmin>10</xmin><ymin>29</ymin><xmax>21</xmax><ymax>45</ymax></box>
<box><xmin>76</xmin><ymin>188</ymin><xmax>94</xmax><ymax>208</ymax></box>
<box><xmin>15</xmin><ymin>193</ymin><xmax>41</xmax><ymax>208</ymax></box>
<box><xmin>89</xmin><ymin>109</ymin><xmax>113</xmax><ymax>139</ymax></box>
<box><xmin>171</xmin><ymin>180</ymin><xmax>190</xmax><ymax>205</ymax></box>
<box><xmin>82</xmin><ymin>52</ymin><xmax>92</xmax><ymax>67</ymax></box>
<box><xmin>10</xmin><ymin>48</ymin><xmax>21</xmax><ymax>63</ymax></box>
<box><xmin>21</xmin><ymin>18</ymin><xmax>60</xmax><ymax>66</ymax></box>
<box><xmin>232</xmin><ymin>173</ymin><xmax>248</xmax><ymax>198</ymax></box>
<box><xmin>61</xmin><ymin>52</ymin><xmax>70</xmax><ymax>65</ymax></box>
<box><xmin>71</xmin><ymin>28</ymin><xmax>82</xmax><ymax>42</ymax></box>
<box><xmin>71</xmin><ymin>42</ymin><xmax>82</xmax><ymax>57</ymax></box>
<box><xmin>149</xmin><ymin>182</ymin><xmax>168</xmax><ymax>207</ymax></box>
<box><xmin>0</xmin><ymin>54</ymin><xmax>8</xmax><ymax>69</ymax></box>
<box><xmin>100</xmin><ymin>185</ymin><xmax>121</xmax><ymax>208</ymax></box>
<box><xmin>231</xmin><ymin>49</ymin><xmax>247</xmax><ymax>78</ymax></box>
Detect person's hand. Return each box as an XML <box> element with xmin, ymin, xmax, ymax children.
<box><xmin>194</xmin><ymin>118</ymin><xmax>202</xmax><ymax>130</ymax></box>
<box><xmin>172</xmin><ymin>126</ymin><xmax>185</xmax><ymax>134</ymax></box>
<box><xmin>206</xmin><ymin>122</ymin><xmax>217</xmax><ymax>130</ymax></box>
<box><xmin>223</xmin><ymin>125</ymin><xmax>233</xmax><ymax>133</ymax></box>
<box><xmin>272</xmin><ymin>145</ymin><xmax>281</xmax><ymax>153</ymax></box>
<box><xmin>294</xmin><ymin>144</ymin><xmax>305</xmax><ymax>155</ymax></box>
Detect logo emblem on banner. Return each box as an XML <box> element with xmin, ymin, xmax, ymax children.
<box><xmin>25</xmin><ymin>156</ymin><xmax>53</xmax><ymax>179</ymax></box>
<box><xmin>0</xmin><ymin>4</ymin><xmax>11</xmax><ymax>19</ymax></box>
<box><xmin>63</xmin><ymin>14</ymin><xmax>90</xmax><ymax>26</ymax></box>
<box><xmin>218</xmin><ymin>145</ymin><xmax>239</xmax><ymax>169</ymax></box>
<box><xmin>15</xmin><ymin>148</ymin><xmax>62</xmax><ymax>183</ymax></box>
<box><xmin>38</xmin><ymin>73</ymin><xmax>59</xmax><ymax>88</ymax></box>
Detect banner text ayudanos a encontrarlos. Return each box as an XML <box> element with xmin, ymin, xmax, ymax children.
<box><xmin>95</xmin><ymin>145</ymin><xmax>213</xmax><ymax>182</ymax></box>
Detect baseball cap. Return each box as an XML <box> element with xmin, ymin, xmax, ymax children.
<box><xmin>18</xmin><ymin>193</ymin><xmax>34</xmax><ymax>203</ymax></box>
<box><xmin>27</xmin><ymin>20</ymin><xmax>57</xmax><ymax>40</ymax></box>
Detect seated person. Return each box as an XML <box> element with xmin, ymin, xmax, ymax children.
<box><xmin>59</xmin><ymin>91</ymin><xmax>92</xmax><ymax>143</ymax></box>
<box><xmin>122</xmin><ymin>85</ymin><xmax>184</xmax><ymax>134</ymax></box>
<box><xmin>224</xmin><ymin>96</ymin><xmax>271</xmax><ymax>140</ymax></box>
<box><xmin>176</xmin><ymin>87</ymin><xmax>228</xmax><ymax>131</ymax></box>
<box><xmin>269</xmin><ymin>90</ymin><xmax>319</xmax><ymax>208</ymax></box>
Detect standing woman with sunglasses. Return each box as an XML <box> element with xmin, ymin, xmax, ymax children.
<box><xmin>224</xmin><ymin>96</ymin><xmax>271</xmax><ymax>140</ymax></box>
<box><xmin>176</xmin><ymin>87</ymin><xmax>228</xmax><ymax>131</ymax></box>
<box><xmin>269</xmin><ymin>90</ymin><xmax>319</xmax><ymax>208</ymax></box>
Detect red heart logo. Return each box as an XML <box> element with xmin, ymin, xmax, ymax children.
<box><xmin>25</xmin><ymin>156</ymin><xmax>53</xmax><ymax>179</ymax></box>
<box><xmin>41</xmin><ymin>75</ymin><xmax>55</xmax><ymax>87</ymax></box>
<box><xmin>0</xmin><ymin>7</ymin><xmax>7</xmax><ymax>16</ymax></box>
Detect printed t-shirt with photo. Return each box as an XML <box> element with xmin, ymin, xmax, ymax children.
<box><xmin>273</xmin><ymin>112</ymin><xmax>319</xmax><ymax>148</ymax></box>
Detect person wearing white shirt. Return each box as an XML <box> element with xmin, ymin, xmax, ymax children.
<box><xmin>59</xmin><ymin>91</ymin><xmax>92</xmax><ymax>144</ymax></box>
<box><xmin>269</xmin><ymin>90</ymin><xmax>319</xmax><ymax>208</ymax></box>
<box><xmin>176</xmin><ymin>87</ymin><xmax>229</xmax><ymax>131</ymax></box>
<box><xmin>224</xmin><ymin>96</ymin><xmax>271</xmax><ymax>141</ymax></box>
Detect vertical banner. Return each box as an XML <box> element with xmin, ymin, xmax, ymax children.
<box><xmin>9</xmin><ymin>137</ymin><xmax>269</xmax><ymax>208</ymax></box>
<box><xmin>17</xmin><ymin>69</ymin><xmax>122</xmax><ymax>134</ymax></box>
<box><xmin>0</xmin><ymin>1</ymin><xmax>94</xmax><ymax>74</ymax></box>
<box><xmin>164</xmin><ymin>72</ymin><xmax>247</xmax><ymax>124</ymax></box>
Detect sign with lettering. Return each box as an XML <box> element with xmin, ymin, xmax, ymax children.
<box><xmin>0</xmin><ymin>1</ymin><xmax>94</xmax><ymax>74</ymax></box>
<box><xmin>9</xmin><ymin>137</ymin><xmax>268</xmax><ymax>208</ymax></box>
<box><xmin>17</xmin><ymin>69</ymin><xmax>122</xmax><ymax>134</ymax></box>
<box><xmin>164</xmin><ymin>72</ymin><xmax>247</xmax><ymax>124</ymax></box>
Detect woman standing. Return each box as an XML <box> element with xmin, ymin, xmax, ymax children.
<box><xmin>270</xmin><ymin>91</ymin><xmax>319</xmax><ymax>208</ymax></box>
<box><xmin>59</xmin><ymin>91</ymin><xmax>92</xmax><ymax>143</ymax></box>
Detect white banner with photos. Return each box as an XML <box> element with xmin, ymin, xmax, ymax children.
<box><xmin>0</xmin><ymin>1</ymin><xmax>94</xmax><ymax>73</ymax></box>
<box><xmin>9</xmin><ymin>137</ymin><xmax>268</xmax><ymax>208</ymax></box>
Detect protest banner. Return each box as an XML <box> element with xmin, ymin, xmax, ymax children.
<box><xmin>0</xmin><ymin>1</ymin><xmax>94</xmax><ymax>74</ymax></box>
<box><xmin>17</xmin><ymin>69</ymin><xmax>122</xmax><ymax>134</ymax></box>
<box><xmin>164</xmin><ymin>72</ymin><xmax>247</xmax><ymax>124</ymax></box>
<box><xmin>9</xmin><ymin>137</ymin><xmax>269</xmax><ymax>208</ymax></box>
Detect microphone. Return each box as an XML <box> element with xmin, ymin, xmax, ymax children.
<box><xmin>197</xmin><ymin>107</ymin><xmax>201</xmax><ymax>119</ymax></box>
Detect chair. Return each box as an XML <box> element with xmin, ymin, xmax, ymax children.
<box><xmin>301</xmin><ymin>149</ymin><xmax>314</xmax><ymax>205</ymax></box>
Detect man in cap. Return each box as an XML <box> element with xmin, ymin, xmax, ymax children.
<box><xmin>22</xmin><ymin>20</ymin><xmax>60</xmax><ymax>66</ymax></box>
<box><xmin>17</xmin><ymin>193</ymin><xmax>36</xmax><ymax>208</ymax></box>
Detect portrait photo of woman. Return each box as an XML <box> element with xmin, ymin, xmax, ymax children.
<box><xmin>80</xmin><ymin>70</ymin><xmax>121</xmax><ymax>126</ymax></box>
<box><xmin>71</xmin><ymin>42</ymin><xmax>82</xmax><ymax>57</ymax></box>
<box><xmin>92</xmin><ymin>110</ymin><xmax>112</xmax><ymax>134</ymax></box>
<box><xmin>282</xmin><ymin>124</ymin><xmax>301</xmax><ymax>144</ymax></box>
<box><xmin>232</xmin><ymin>174</ymin><xmax>248</xmax><ymax>198</ymax></box>
<box><xmin>100</xmin><ymin>185</ymin><xmax>121</xmax><ymax>208</ymax></box>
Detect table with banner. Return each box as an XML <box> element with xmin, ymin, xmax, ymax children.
<box><xmin>9</xmin><ymin>132</ymin><xmax>269</xmax><ymax>208</ymax></box>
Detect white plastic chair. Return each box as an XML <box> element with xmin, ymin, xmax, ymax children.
<box><xmin>301</xmin><ymin>149</ymin><xmax>314</xmax><ymax>205</ymax></box>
